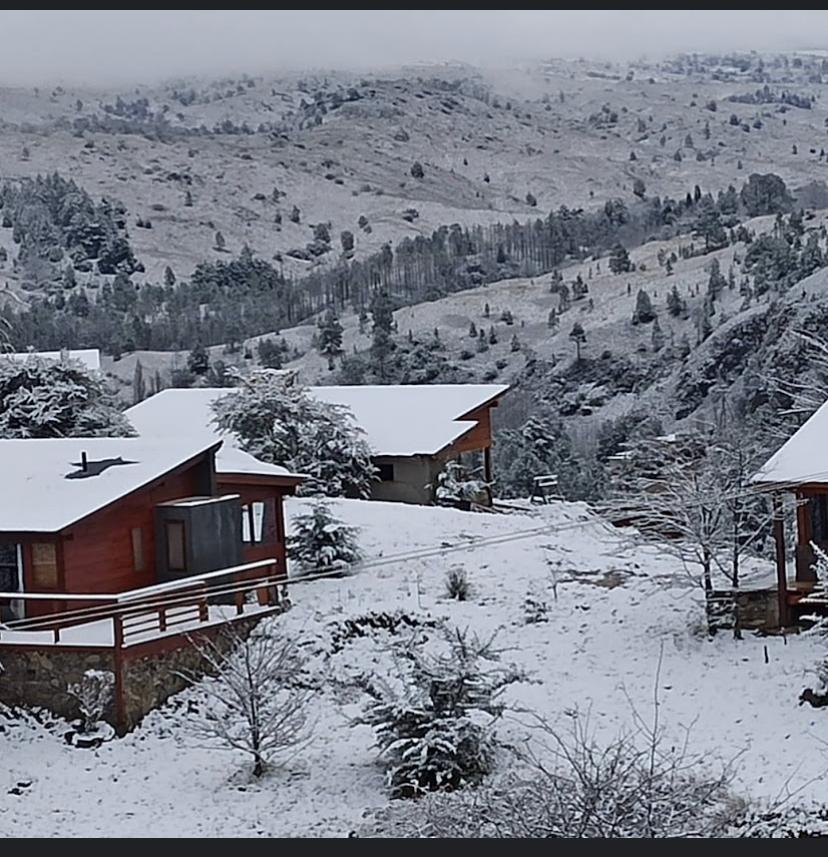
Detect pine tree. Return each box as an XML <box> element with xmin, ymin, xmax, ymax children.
<box><xmin>488</xmin><ymin>326</ymin><xmax>498</xmax><ymax>345</ymax></box>
<box><xmin>477</xmin><ymin>329</ymin><xmax>489</xmax><ymax>353</ymax></box>
<box><xmin>187</xmin><ymin>343</ymin><xmax>210</xmax><ymax>375</ymax></box>
<box><xmin>707</xmin><ymin>258</ymin><xmax>727</xmax><ymax>299</ymax></box>
<box><xmin>569</xmin><ymin>322</ymin><xmax>586</xmax><ymax>360</ymax></box>
<box><xmin>287</xmin><ymin>500</ymin><xmax>362</xmax><ymax>574</ymax></box>
<box><xmin>510</xmin><ymin>334</ymin><xmax>521</xmax><ymax>352</ymax></box>
<box><xmin>132</xmin><ymin>359</ymin><xmax>146</xmax><ymax>404</ymax></box>
<box><xmin>0</xmin><ymin>355</ymin><xmax>134</xmax><ymax>438</ymax></box>
<box><xmin>483</xmin><ymin>302</ymin><xmax>490</xmax><ymax>318</ymax></box>
<box><xmin>164</xmin><ymin>266</ymin><xmax>176</xmax><ymax>288</ymax></box>
<box><xmin>651</xmin><ymin>317</ymin><xmax>665</xmax><ymax>352</ymax></box>
<box><xmin>547</xmin><ymin>307</ymin><xmax>559</xmax><ymax>329</ymax></box>
<box><xmin>370</xmin><ymin>289</ymin><xmax>395</xmax><ymax>379</ymax></box>
<box><xmin>213</xmin><ymin>371</ymin><xmax>377</xmax><ymax>497</ymax></box>
<box><xmin>632</xmin><ymin>289</ymin><xmax>656</xmax><ymax>324</ymax></box>
<box><xmin>666</xmin><ymin>285</ymin><xmax>687</xmax><ymax>318</ymax></box>
<box><xmin>559</xmin><ymin>283</ymin><xmax>571</xmax><ymax>312</ymax></box>
<box><xmin>468</xmin><ymin>321</ymin><xmax>478</xmax><ymax>338</ymax></box>
<box><xmin>609</xmin><ymin>243</ymin><xmax>632</xmax><ymax>274</ymax></box>
<box><xmin>214</xmin><ymin>231</ymin><xmax>226</xmax><ymax>252</ymax></box>
<box><xmin>317</xmin><ymin>309</ymin><xmax>344</xmax><ymax>357</ymax></box>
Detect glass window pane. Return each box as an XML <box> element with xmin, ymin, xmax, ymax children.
<box><xmin>241</xmin><ymin>505</ymin><xmax>252</xmax><ymax>543</ymax></box>
<box><xmin>252</xmin><ymin>502</ymin><xmax>265</xmax><ymax>543</ymax></box>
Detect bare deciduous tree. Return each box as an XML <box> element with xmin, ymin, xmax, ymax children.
<box><xmin>601</xmin><ymin>423</ymin><xmax>774</xmax><ymax>636</ymax></box>
<box><xmin>179</xmin><ymin>624</ymin><xmax>314</xmax><ymax>777</ymax></box>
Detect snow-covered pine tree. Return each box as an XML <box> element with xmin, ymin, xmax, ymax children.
<box><xmin>0</xmin><ymin>354</ymin><xmax>134</xmax><ymax>438</ymax></box>
<box><xmin>287</xmin><ymin>499</ymin><xmax>362</xmax><ymax>575</ymax></box>
<box><xmin>212</xmin><ymin>369</ymin><xmax>377</xmax><ymax>497</ymax></box>
<box><xmin>361</xmin><ymin>626</ymin><xmax>511</xmax><ymax>798</ymax></box>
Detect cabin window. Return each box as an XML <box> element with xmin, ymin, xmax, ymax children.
<box><xmin>131</xmin><ymin>527</ymin><xmax>145</xmax><ymax>573</ymax></box>
<box><xmin>0</xmin><ymin>543</ymin><xmax>20</xmax><ymax>593</ymax></box>
<box><xmin>166</xmin><ymin>521</ymin><xmax>186</xmax><ymax>572</ymax></box>
<box><xmin>811</xmin><ymin>496</ymin><xmax>828</xmax><ymax>543</ymax></box>
<box><xmin>242</xmin><ymin>502</ymin><xmax>266</xmax><ymax>544</ymax></box>
<box><xmin>30</xmin><ymin>542</ymin><xmax>59</xmax><ymax>589</ymax></box>
<box><xmin>378</xmin><ymin>463</ymin><xmax>395</xmax><ymax>482</ymax></box>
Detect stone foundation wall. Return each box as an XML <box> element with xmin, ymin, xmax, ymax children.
<box><xmin>0</xmin><ymin>613</ymin><xmax>269</xmax><ymax>732</ymax></box>
<box><xmin>120</xmin><ymin>615</ymin><xmax>262</xmax><ymax>730</ymax></box>
<box><xmin>0</xmin><ymin>647</ymin><xmax>116</xmax><ymax>723</ymax></box>
<box><xmin>710</xmin><ymin>587</ymin><xmax>779</xmax><ymax>630</ymax></box>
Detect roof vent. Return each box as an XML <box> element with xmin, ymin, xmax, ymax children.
<box><xmin>65</xmin><ymin>456</ymin><xmax>137</xmax><ymax>480</ymax></box>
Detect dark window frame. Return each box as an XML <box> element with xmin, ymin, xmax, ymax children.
<box><xmin>241</xmin><ymin>501</ymin><xmax>267</xmax><ymax>545</ymax></box>
<box><xmin>378</xmin><ymin>463</ymin><xmax>395</xmax><ymax>482</ymax></box>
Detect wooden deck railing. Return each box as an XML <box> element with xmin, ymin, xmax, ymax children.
<box><xmin>0</xmin><ymin>558</ymin><xmax>286</xmax><ymax>647</ymax></box>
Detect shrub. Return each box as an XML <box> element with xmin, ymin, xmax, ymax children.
<box><xmin>445</xmin><ymin>566</ymin><xmax>471</xmax><ymax>601</ymax></box>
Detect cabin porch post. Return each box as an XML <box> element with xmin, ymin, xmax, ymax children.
<box><xmin>773</xmin><ymin>493</ymin><xmax>789</xmax><ymax>628</ymax></box>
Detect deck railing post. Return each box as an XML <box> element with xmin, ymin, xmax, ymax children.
<box><xmin>773</xmin><ymin>493</ymin><xmax>790</xmax><ymax>628</ymax></box>
<box><xmin>112</xmin><ymin>614</ymin><xmax>127</xmax><ymax>734</ymax></box>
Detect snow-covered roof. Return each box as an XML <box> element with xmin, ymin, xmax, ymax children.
<box><xmin>215</xmin><ymin>445</ymin><xmax>304</xmax><ymax>480</ymax></box>
<box><xmin>0</xmin><ymin>437</ymin><xmax>220</xmax><ymax>533</ymax></box>
<box><xmin>126</xmin><ymin>391</ymin><xmax>303</xmax><ymax>480</ymax></box>
<box><xmin>752</xmin><ymin>399</ymin><xmax>828</xmax><ymax>487</ymax></box>
<box><xmin>311</xmin><ymin>384</ymin><xmax>509</xmax><ymax>456</ymax></box>
<box><xmin>2</xmin><ymin>348</ymin><xmax>101</xmax><ymax>372</ymax></box>
<box><xmin>125</xmin><ymin>384</ymin><xmax>509</xmax><ymax>458</ymax></box>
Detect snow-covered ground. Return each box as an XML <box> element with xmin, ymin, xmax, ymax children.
<box><xmin>1</xmin><ymin>497</ymin><xmax>826</xmax><ymax>837</ymax></box>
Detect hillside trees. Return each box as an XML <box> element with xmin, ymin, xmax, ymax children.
<box><xmin>1</xmin><ymin>174</ymin><xmax>800</xmax><ymax>357</ymax></box>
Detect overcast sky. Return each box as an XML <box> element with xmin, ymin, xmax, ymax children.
<box><xmin>1</xmin><ymin>10</ymin><xmax>827</xmax><ymax>86</ymax></box>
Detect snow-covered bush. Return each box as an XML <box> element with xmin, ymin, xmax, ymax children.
<box><xmin>361</xmin><ymin>626</ymin><xmax>518</xmax><ymax>799</ymax></box>
<box><xmin>66</xmin><ymin>669</ymin><xmax>115</xmax><ymax>734</ymax></box>
<box><xmin>287</xmin><ymin>500</ymin><xmax>362</xmax><ymax>576</ymax></box>
<box><xmin>445</xmin><ymin>566</ymin><xmax>471</xmax><ymax>601</ymax></box>
<box><xmin>434</xmin><ymin>460</ymin><xmax>489</xmax><ymax>508</ymax></box>
<box><xmin>179</xmin><ymin>624</ymin><xmax>314</xmax><ymax>778</ymax></box>
<box><xmin>212</xmin><ymin>369</ymin><xmax>377</xmax><ymax>497</ymax></box>
<box><xmin>362</xmin><ymin>710</ymin><xmax>742</xmax><ymax>836</ymax></box>
<box><xmin>0</xmin><ymin>354</ymin><xmax>134</xmax><ymax>438</ymax></box>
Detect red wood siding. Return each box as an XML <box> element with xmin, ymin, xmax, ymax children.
<box><xmin>60</xmin><ymin>468</ymin><xmax>202</xmax><ymax>595</ymax></box>
<box><xmin>444</xmin><ymin>404</ymin><xmax>494</xmax><ymax>457</ymax></box>
<box><xmin>218</xmin><ymin>480</ymin><xmax>289</xmax><ymax>576</ymax></box>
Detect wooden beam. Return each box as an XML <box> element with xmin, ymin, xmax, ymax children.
<box><xmin>773</xmin><ymin>494</ymin><xmax>789</xmax><ymax>628</ymax></box>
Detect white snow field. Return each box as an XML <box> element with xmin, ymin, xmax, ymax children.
<box><xmin>1</xmin><ymin>497</ymin><xmax>826</xmax><ymax>837</ymax></box>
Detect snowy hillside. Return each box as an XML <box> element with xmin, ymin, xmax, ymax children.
<box><xmin>2</xmin><ymin>497</ymin><xmax>826</xmax><ymax>837</ymax></box>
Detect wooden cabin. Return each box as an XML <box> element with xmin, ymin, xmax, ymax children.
<box><xmin>0</xmin><ymin>437</ymin><xmax>303</xmax><ymax>621</ymax></box>
<box><xmin>752</xmin><ymin>399</ymin><xmax>828</xmax><ymax>625</ymax></box>
<box><xmin>126</xmin><ymin>383</ymin><xmax>509</xmax><ymax>506</ymax></box>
